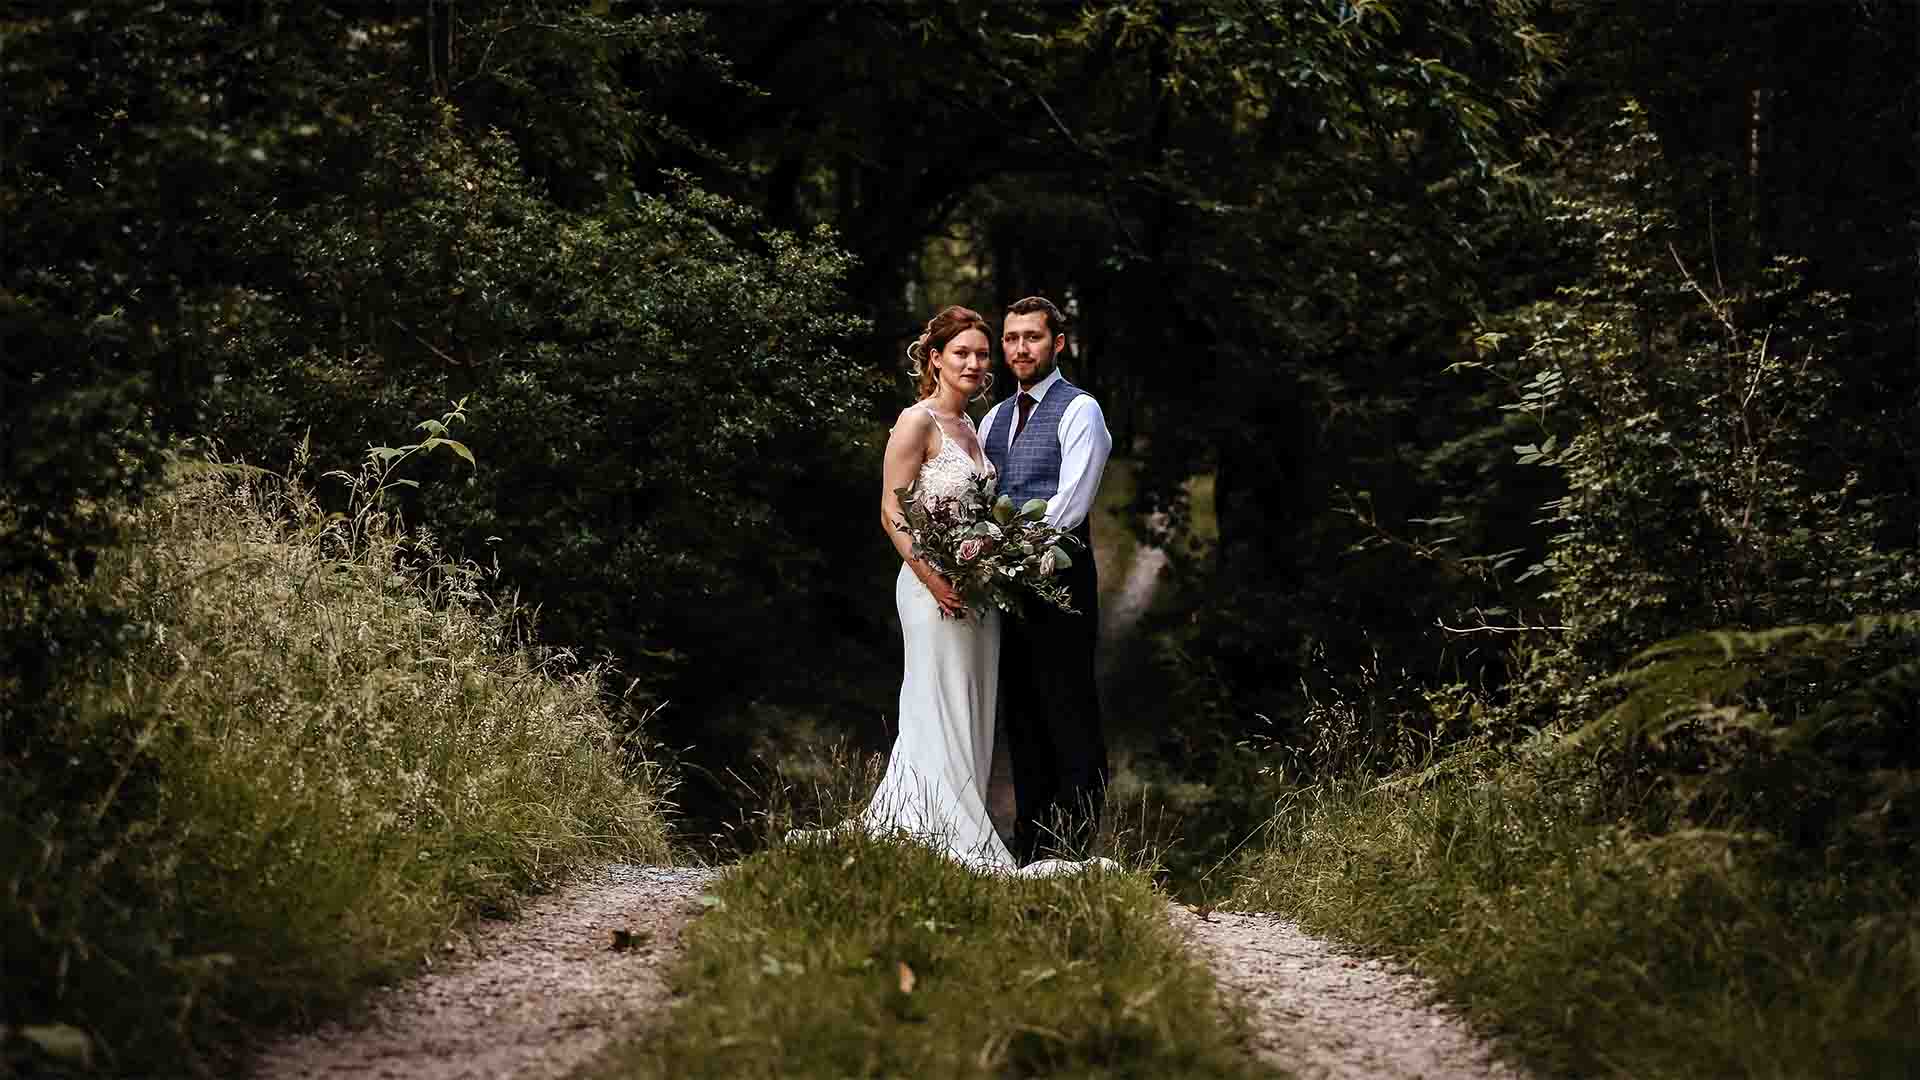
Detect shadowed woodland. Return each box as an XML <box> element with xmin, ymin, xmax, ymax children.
<box><xmin>4</xmin><ymin>1</ymin><xmax>1918</xmax><ymax>1075</ymax></box>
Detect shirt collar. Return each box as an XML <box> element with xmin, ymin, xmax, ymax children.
<box><xmin>1021</xmin><ymin>367</ymin><xmax>1064</xmax><ymax>404</ymax></box>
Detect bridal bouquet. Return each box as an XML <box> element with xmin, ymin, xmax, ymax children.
<box><xmin>894</xmin><ymin>473</ymin><xmax>1079</xmax><ymax>619</ymax></box>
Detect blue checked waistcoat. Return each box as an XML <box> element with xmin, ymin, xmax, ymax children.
<box><xmin>987</xmin><ymin>379</ymin><xmax>1090</xmax><ymax>542</ymax></box>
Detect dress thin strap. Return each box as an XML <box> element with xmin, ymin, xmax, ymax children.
<box><xmin>919</xmin><ymin>401</ymin><xmax>949</xmax><ymax>453</ymax></box>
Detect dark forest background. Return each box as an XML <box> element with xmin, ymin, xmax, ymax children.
<box><xmin>9</xmin><ymin>0</ymin><xmax>1918</xmax><ymax>816</ymax></box>
<box><xmin>9</xmin><ymin>0</ymin><xmax>1919</xmax><ymax>814</ymax></box>
<box><xmin>5</xmin><ymin>1</ymin><xmax>1918</xmax><ymax>1066</ymax></box>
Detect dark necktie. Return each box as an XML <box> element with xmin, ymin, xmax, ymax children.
<box><xmin>1014</xmin><ymin>391</ymin><xmax>1037</xmax><ymax>443</ymax></box>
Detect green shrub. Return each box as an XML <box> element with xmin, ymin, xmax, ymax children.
<box><xmin>1</xmin><ymin>452</ymin><xmax>672</xmax><ymax>1074</ymax></box>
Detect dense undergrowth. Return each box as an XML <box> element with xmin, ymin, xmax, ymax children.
<box><xmin>1</xmin><ymin>451</ymin><xmax>673</xmax><ymax>1075</ymax></box>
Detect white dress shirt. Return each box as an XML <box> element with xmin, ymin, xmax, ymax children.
<box><xmin>978</xmin><ymin>367</ymin><xmax>1113</xmax><ymax>533</ymax></box>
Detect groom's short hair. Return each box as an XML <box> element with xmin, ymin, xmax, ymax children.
<box><xmin>1006</xmin><ymin>295</ymin><xmax>1068</xmax><ymax>339</ymax></box>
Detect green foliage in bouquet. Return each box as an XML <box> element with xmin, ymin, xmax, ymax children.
<box><xmin>894</xmin><ymin>474</ymin><xmax>1078</xmax><ymax>619</ymax></box>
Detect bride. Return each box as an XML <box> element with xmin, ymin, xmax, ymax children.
<box><xmin>863</xmin><ymin>305</ymin><xmax>1014</xmax><ymax>872</ymax></box>
<box><xmin>794</xmin><ymin>305</ymin><xmax>1113</xmax><ymax>877</ymax></box>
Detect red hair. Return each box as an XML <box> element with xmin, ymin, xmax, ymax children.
<box><xmin>906</xmin><ymin>305</ymin><xmax>992</xmax><ymax>399</ymax></box>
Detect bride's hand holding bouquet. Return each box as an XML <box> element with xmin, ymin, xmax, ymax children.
<box><xmin>910</xmin><ymin>559</ymin><xmax>968</xmax><ymax>618</ymax></box>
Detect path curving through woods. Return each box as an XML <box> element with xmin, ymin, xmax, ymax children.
<box><xmin>1096</xmin><ymin>520</ymin><xmax>1172</xmax><ymax>689</ymax></box>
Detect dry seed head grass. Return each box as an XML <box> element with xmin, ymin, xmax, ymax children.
<box><xmin>125</xmin><ymin>470</ymin><xmax>670</xmax><ymax>861</ymax></box>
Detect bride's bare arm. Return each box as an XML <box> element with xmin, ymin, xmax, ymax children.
<box><xmin>882</xmin><ymin>407</ymin><xmax>964</xmax><ymax>615</ymax></box>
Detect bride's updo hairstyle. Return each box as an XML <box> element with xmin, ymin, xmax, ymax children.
<box><xmin>906</xmin><ymin>305</ymin><xmax>993</xmax><ymax>400</ymax></box>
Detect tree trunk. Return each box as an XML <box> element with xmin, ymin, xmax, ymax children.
<box><xmin>423</xmin><ymin>0</ymin><xmax>454</xmax><ymax>97</ymax></box>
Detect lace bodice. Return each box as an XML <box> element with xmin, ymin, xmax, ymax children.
<box><xmin>917</xmin><ymin>403</ymin><xmax>995</xmax><ymax>501</ymax></box>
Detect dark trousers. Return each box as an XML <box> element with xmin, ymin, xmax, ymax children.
<box><xmin>1001</xmin><ymin>544</ymin><xmax>1106</xmax><ymax>863</ymax></box>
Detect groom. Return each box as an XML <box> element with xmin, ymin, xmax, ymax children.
<box><xmin>980</xmin><ymin>296</ymin><xmax>1113</xmax><ymax>864</ymax></box>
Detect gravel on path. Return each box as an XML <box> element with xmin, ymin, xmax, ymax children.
<box><xmin>1170</xmin><ymin>905</ymin><xmax>1525</xmax><ymax>1080</ymax></box>
<box><xmin>248</xmin><ymin>865</ymin><xmax>717</xmax><ymax>1080</ymax></box>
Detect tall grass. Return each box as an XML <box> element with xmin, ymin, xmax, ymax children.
<box><xmin>2</xmin><ymin>458</ymin><xmax>672</xmax><ymax>1074</ymax></box>
<box><xmin>1231</xmin><ymin>752</ymin><xmax>1920</xmax><ymax>1078</ymax></box>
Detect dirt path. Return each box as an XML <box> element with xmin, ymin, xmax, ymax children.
<box><xmin>1096</xmin><ymin>523</ymin><xmax>1170</xmax><ymax>687</ymax></box>
<box><xmin>248</xmin><ymin>865</ymin><xmax>715</xmax><ymax>1080</ymax></box>
<box><xmin>246</xmin><ymin>864</ymin><xmax>1519</xmax><ymax>1079</ymax></box>
<box><xmin>1170</xmin><ymin>905</ymin><xmax>1524</xmax><ymax>1080</ymax></box>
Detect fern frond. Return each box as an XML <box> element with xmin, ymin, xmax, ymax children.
<box><xmin>1560</xmin><ymin>612</ymin><xmax>1920</xmax><ymax>753</ymax></box>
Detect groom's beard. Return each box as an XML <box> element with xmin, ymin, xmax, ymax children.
<box><xmin>1014</xmin><ymin>359</ymin><xmax>1055</xmax><ymax>389</ymax></box>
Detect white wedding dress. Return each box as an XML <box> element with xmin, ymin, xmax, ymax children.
<box><xmin>831</xmin><ymin>404</ymin><xmax>1116</xmax><ymax>879</ymax></box>
<box><xmin>859</xmin><ymin>404</ymin><xmax>1018</xmax><ymax>873</ymax></box>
